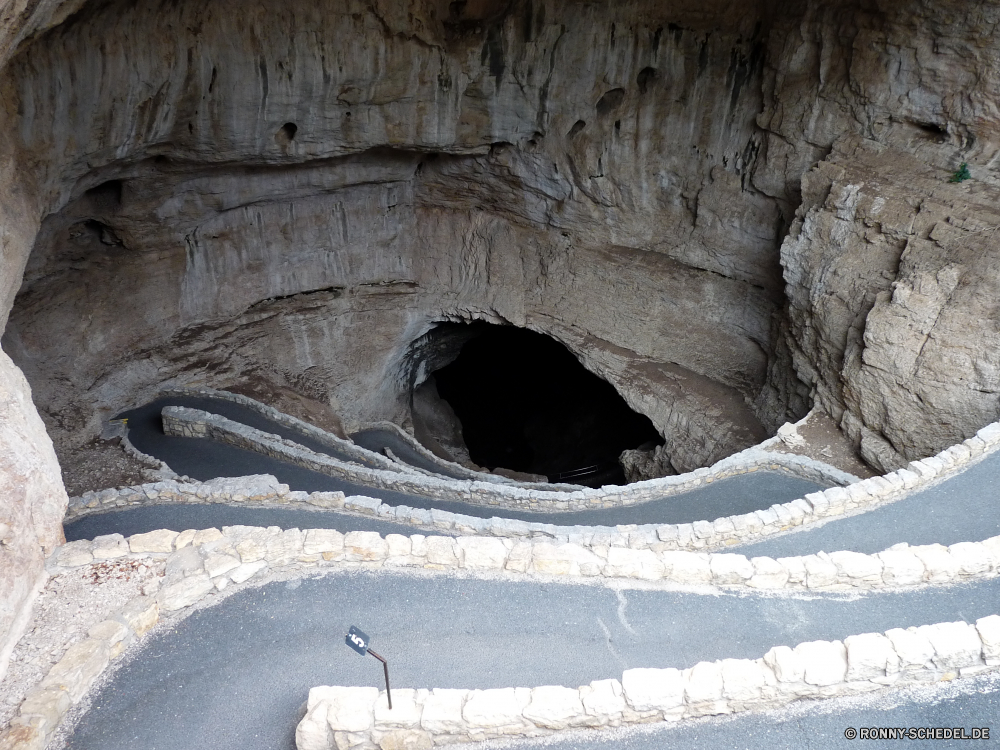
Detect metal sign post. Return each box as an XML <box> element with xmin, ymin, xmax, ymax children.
<box><xmin>345</xmin><ymin>625</ymin><xmax>392</xmax><ymax>709</ymax></box>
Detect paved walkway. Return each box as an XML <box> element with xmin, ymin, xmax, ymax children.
<box><xmin>65</xmin><ymin>572</ymin><xmax>1000</xmax><ymax>750</ymax></box>
<box><xmin>113</xmin><ymin>396</ymin><xmax>824</xmax><ymax>527</ymax></box>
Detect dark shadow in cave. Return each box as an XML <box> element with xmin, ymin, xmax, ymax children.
<box><xmin>429</xmin><ymin>323</ymin><xmax>663</xmax><ymax>487</ymax></box>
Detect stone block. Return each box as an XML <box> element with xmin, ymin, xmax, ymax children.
<box><xmin>128</xmin><ymin>529</ymin><xmax>178</xmax><ymax>554</ymax></box>
<box><xmin>203</xmin><ymin>553</ymin><xmax>241</xmax><ymax>579</ymax></box>
<box><xmin>776</xmin><ymin>556</ymin><xmax>806</xmax><ymax>584</ymax></box>
<box><xmin>423</xmin><ymin>537</ymin><xmax>458</xmax><ymax>568</ymax></box>
<box><xmin>948</xmin><ymin>542</ymin><xmax>994</xmax><ymax>575</ymax></box>
<box><xmin>40</xmin><ymin>639</ymin><xmax>111</xmax><ymax>702</ymax></box>
<box><xmin>877</xmin><ymin>550</ymin><xmax>924</xmax><ymax>586</ymax></box>
<box><xmin>581</xmin><ymin>679</ymin><xmax>625</xmax><ymax>720</ymax></box>
<box><xmin>323</xmin><ymin>686</ymin><xmax>379</xmax><ymax>732</ymax></box>
<box><xmin>117</xmin><ymin>596</ymin><xmax>159</xmax><ymax>636</ymax></box>
<box><xmin>157</xmin><ymin>573</ymin><xmax>215</xmax><ymax>611</ymax></box>
<box><xmin>829</xmin><ymin>551</ymin><xmax>883</xmax><ymax>583</ymax></box>
<box><xmin>229</xmin><ymin>560</ymin><xmax>268</xmax><ymax>584</ymax></box>
<box><xmin>793</xmin><ymin>640</ymin><xmax>847</xmax><ymax>686</ymax></box>
<box><xmin>975</xmin><ymin>615</ymin><xmax>1000</xmax><ymax>665</ymax></box>
<box><xmin>505</xmin><ymin>542</ymin><xmax>532</xmax><ymax>573</ymax></box>
<box><xmin>192</xmin><ymin>528</ymin><xmax>224</xmax><ymax>546</ymax></box>
<box><xmin>621</xmin><ymin>667</ymin><xmax>684</xmax><ymax>713</ymax></box>
<box><xmin>524</xmin><ymin>685</ymin><xmax>589</xmax><ymax>729</ymax></box>
<box><xmin>265</xmin><ymin>528</ymin><xmax>304</xmax><ymax>564</ymax></box>
<box><xmin>748</xmin><ymin>557</ymin><xmax>788</xmax><ymax>589</ymax></box>
<box><xmin>296</xmin><ymin>703</ymin><xmax>331</xmax><ymax>750</ymax></box>
<box><xmin>87</xmin><ymin>620</ymin><xmax>128</xmax><ymax>651</ymax></box>
<box><xmin>462</xmin><ymin>687</ymin><xmax>530</xmax><ymax>728</ymax></box>
<box><xmin>720</xmin><ymin>658</ymin><xmax>770</xmax><ymax>702</ymax></box>
<box><xmin>374</xmin><ymin>689</ymin><xmax>422</xmax><ymax>729</ymax></box>
<box><xmin>375</xmin><ymin>729</ymin><xmax>433</xmax><ymax>750</ymax></box>
<box><xmin>684</xmin><ymin>661</ymin><xmax>724</xmax><ymax>705</ymax></box>
<box><xmin>709</xmin><ymin>554</ymin><xmax>753</xmax><ymax>584</ymax></box>
<box><xmin>303</xmin><ymin>529</ymin><xmax>345</xmax><ymax>556</ymax></box>
<box><xmin>803</xmin><ymin>555</ymin><xmax>839</xmax><ymax>589</ymax></box>
<box><xmin>885</xmin><ymin>627</ymin><xmax>935</xmax><ymax>671</ymax></box>
<box><xmin>917</xmin><ymin>621</ymin><xmax>983</xmax><ymax>670</ymax></box>
<box><xmin>55</xmin><ymin>540</ymin><xmax>94</xmax><ymax>567</ymax></box>
<box><xmin>457</xmin><ymin>537</ymin><xmax>508</xmax><ymax>570</ymax></box>
<box><xmin>604</xmin><ymin>547</ymin><xmax>664</xmax><ymax>580</ymax></box>
<box><xmin>911</xmin><ymin>544</ymin><xmax>960</xmax><ymax>582</ymax></box>
<box><xmin>845</xmin><ymin>633</ymin><xmax>899</xmax><ymax>680</ymax></box>
<box><xmin>420</xmin><ymin>689</ymin><xmax>467</xmax><ymax>734</ymax></box>
<box><xmin>660</xmin><ymin>551</ymin><xmax>711</xmax><ymax>584</ymax></box>
<box><xmin>342</xmin><ymin>531</ymin><xmax>387</xmax><ymax>563</ymax></box>
<box><xmin>17</xmin><ymin>686</ymin><xmax>71</xmax><ymax>734</ymax></box>
<box><xmin>763</xmin><ymin>645</ymin><xmax>804</xmax><ymax>683</ymax></box>
<box><xmin>92</xmin><ymin>534</ymin><xmax>129</xmax><ymax>560</ymax></box>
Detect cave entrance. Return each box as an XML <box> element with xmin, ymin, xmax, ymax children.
<box><xmin>413</xmin><ymin>323</ymin><xmax>663</xmax><ymax>487</ymax></box>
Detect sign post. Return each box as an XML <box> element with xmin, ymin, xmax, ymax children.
<box><xmin>345</xmin><ymin>625</ymin><xmax>392</xmax><ymax>709</ymax></box>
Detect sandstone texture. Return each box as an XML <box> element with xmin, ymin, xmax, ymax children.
<box><xmin>4</xmin><ymin>0</ymin><xmax>1000</xmax><ymax>693</ymax></box>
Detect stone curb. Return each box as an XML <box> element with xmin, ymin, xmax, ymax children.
<box><xmin>7</xmin><ymin>523</ymin><xmax>999</xmax><ymax>750</ymax></box>
<box><xmin>296</xmin><ymin>615</ymin><xmax>1000</xmax><ymax>749</ymax></box>
<box><xmin>355</xmin><ymin>419</ymin><xmax>579</xmax><ymax>490</ymax></box>
<box><xmin>47</xmin><ymin>525</ymin><xmax>1000</xmax><ymax>595</ymax></box>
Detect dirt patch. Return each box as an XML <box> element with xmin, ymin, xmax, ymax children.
<box><xmin>56</xmin><ymin>439</ymin><xmax>152</xmax><ymax>497</ymax></box>
<box><xmin>770</xmin><ymin>410</ymin><xmax>878</xmax><ymax>479</ymax></box>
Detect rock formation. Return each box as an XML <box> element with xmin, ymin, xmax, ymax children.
<box><xmin>3</xmin><ymin>0</ymin><xmax>1000</xmax><ymax>679</ymax></box>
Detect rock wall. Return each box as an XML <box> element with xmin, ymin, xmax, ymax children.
<box><xmin>5</xmin><ymin>0</ymin><xmax>1000</xmax><ymax>689</ymax></box>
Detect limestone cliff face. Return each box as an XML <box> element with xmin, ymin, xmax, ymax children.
<box><xmin>4</xmin><ymin>0</ymin><xmax>1000</xmax><ymax>679</ymax></box>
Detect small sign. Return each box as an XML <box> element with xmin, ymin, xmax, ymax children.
<box><xmin>345</xmin><ymin>625</ymin><xmax>370</xmax><ymax>656</ymax></box>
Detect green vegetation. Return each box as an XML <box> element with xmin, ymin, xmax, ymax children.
<box><xmin>949</xmin><ymin>162</ymin><xmax>972</xmax><ymax>183</ymax></box>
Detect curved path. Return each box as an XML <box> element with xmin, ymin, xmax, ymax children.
<box><xmin>66</xmin><ymin>572</ymin><xmax>1000</xmax><ymax>750</ymax></box>
<box><xmin>114</xmin><ymin>396</ymin><xmax>824</xmax><ymax>528</ymax></box>
<box><xmin>349</xmin><ymin>426</ymin><xmax>473</xmax><ymax>481</ymax></box>
<box><xmin>57</xmin><ymin>398</ymin><xmax>1000</xmax><ymax>750</ymax></box>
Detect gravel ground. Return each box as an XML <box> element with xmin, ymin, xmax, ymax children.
<box><xmin>56</xmin><ymin>439</ymin><xmax>153</xmax><ymax>498</ymax></box>
<box><xmin>0</xmin><ymin>559</ymin><xmax>165</xmax><ymax>731</ymax></box>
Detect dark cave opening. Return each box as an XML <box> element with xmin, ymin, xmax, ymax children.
<box><xmin>427</xmin><ymin>323</ymin><xmax>663</xmax><ymax>487</ymax></box>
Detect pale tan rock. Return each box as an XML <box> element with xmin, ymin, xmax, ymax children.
<box><xmin>793</xmin><ymin>640</ymin><xmax>847</xmax><ymax>687</ymax></box>
<box><xmin>621</xmin><ymin>667</ymin><xmax>684</xmax><ymax>714</ymax></box>
<box><xmin>422</xmin><ymin>537</ymin><xmax>457</xmax><ymax>568</ymax></box>
<box><xmin>684</xmin><ymin>661</ymin><xmax>728</xmax><ymax>715</ymax></box>
<box><xmin>229</xmin><ymin>560</ymin><xmax>268</xmax><ymax>584</ymax></box>
<box><xmin>845</xmin><ymin>633</ymin><xmax>899</xmax><ymax>681</ymax></box>
<box><xmin>40</xmin><ymin>639</ymin><xmax>110</xmax><ymax>702</ymax></box>
<box><xmin>374</xmin><ymin>690</ymin><xmax>422</xmax><ymax>729</ymax></box>
<box><xmin>747</xmin><ymin>557</ymin><xmax>788</xmax><ymax>589</ymax></box>
<box><xmin>420</xmin><ymin>689</ymin><xmax>467</xmax><ymax>734</ymax></box>
<box><xmin>375</xmin><ymin>729</ymin><xmax>433</xmax><ymax>750</ymax></box>
<box><xmin>128</xmin><ymin>529</ymin><xmax>178</xmax><ymax>554</ymax></box>
<box><xmin>456</xmin><ymin>537</ymin><xmax>508</xmax><ymax>571</ymax></box>
<box><xmin>54</xmin><ymin>541</ymin><xmax>93</xmax><ymax>567</ymax></box>
<box><xmin>763</xmin><ymin>645</ymin><xmax>804</xmax><ymax>683</ymax></box>
<box><xmin>581</xmin><ymin>679</ymin><xmax>625</xmax><ymax>720</ymax></box>
<box><xmin>462</xmin><ymin>688</ymin><xmax>529</xmax><ymax>729</ymax></box>
<box><xmin>975</xmin><ymin>615</ymin><xmax>1000</xmax><ymax>665</ymax></box>
<box><xmin>322</xmin><ymin>687</ymin><xmax>379</xmax><ymax>732</ymax></box>
<box><xmin>917</xmin><ymin>622</ymin><xmax>983</xmax><ymax>670</ymax></box>
<box><xmin>709</xmin><ymin>554</ymin><xmax>753</xmax><ymax>584</ymax></box>
<box><xmin>192</xmin><ymin>528</ymin><xmax>224</xmax><ymax>546</ymax></box>
<box><xmin>885</xmin><ymin>627</ymin><xmax>936</xmax><ymax>671</ymax></box>
<box><xmin>877</xmin><ymin>550</ymin><xmax>925</xmax><ymax>586</ymax></box>
<box><xmin>118</xmin><ymin>596</ymin><xmax>159</xmax><ymax>636</ymax></box>
<box><xmin>303</xmin><ymin>529</ymin><xmax>344</xmax><ymax>557</ymax></box>
<box><xmin>659</xmin><ymin>551</ymin><xmax>710</xmax><ymax>584</ymax></box>
<box><xmin>203</xmin><ymin>553</ymin><xmax>241</xmax><ymax>578</ymax></box>
<box><xmin>720</xmin><ymin>658</ymin><xmax>770</xmax><ymax>702</ymax></box>
<box><xmin>16</xmin><ymin>686</ymin><xmax>71</xmax><ymax>734</ymax></box>
<box><xmin>157</xmin><ymin>573</ymin><xmax>215</xmax><ymax>611</ymax></box>
<box><xmin>91</xmin><ymin>534</ymin><xmax>128</xmax><ymax>560</ymax></box>
<box><xmin>523</xmin><ymin>685</ymin><xmax>590</xmax><ymax>729</ymax></box>
<box><xmin>829</xmin><ymin>551</ymin><xmax>883</xmax><ymax>583</ymax></box>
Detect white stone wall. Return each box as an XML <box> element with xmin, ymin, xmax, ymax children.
<box><xmin>295</xmin><ymin>617</ymin><xmax>1000</xmax><ymax>749</ymax></box>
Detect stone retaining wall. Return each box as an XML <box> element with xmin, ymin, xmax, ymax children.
<box><xmin>161</xmin><ymin>405</ymin><xmax>855</xmax><ymax>510</ymax></box>
<box><xmin>5</xmin><ymin>522</ymin><xmax>999</xmax><ymax>750</ymax></box>
<box><xmin>296</xmin><ymin>616</ymin><xmax>1000</xmax><ymax>749</ymax></box>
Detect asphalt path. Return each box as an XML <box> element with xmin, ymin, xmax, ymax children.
<box><xmin>65</xmin><ymin>571</ymin><xmax>1000</xmax><ymax>750</ymax></box>
<box><xmin>350</xmin><ymin>427</ymin><xmax>472</xmax><ymax>480</ymax></box>
<box><xmin>110</xmin><ymin>398</ymin><xmax>824</xmax><ymax>528</ymax></box>
<box><xmin>736</xmin><ymin>451</ymin><xmax>1000</xmax><ymax>558</ymax></box>
<box><xmin>64</xmin><ymin>504</ymin><xmax>419</xmax><ymax>542</ymax></box>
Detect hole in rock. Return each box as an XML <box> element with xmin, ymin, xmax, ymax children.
<box><xmin>418</xmin><ymin>323</ymin><xmax>662</xmax><ymax>486</ymax></box>
<box><xmin>276</xmin><ymin>122</ymin><xmax>298</xmax><ymax>146</ymax></box>
<box><xmin>637</xmin><ymin>66</ymin><xmax>658</xmax><ymax>93</ymax></box>
<box><xmin>83</xmin><ymin>180</ymin><xmax>122</xmax><ymax>213</ymax></box>
<box><xmin>595</xmin><ymin>88</ymin><xmax>625</xmax><ymax>116</ymax></box>
<box><xmin>567</xmin><ymin>119</ymin><xmax>586</xmax><ymax>137</ymax></box>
